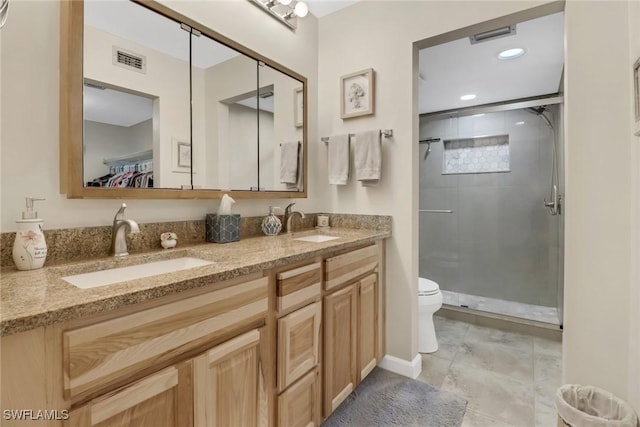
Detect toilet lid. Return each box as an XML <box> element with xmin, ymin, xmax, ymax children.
<box><xmin>419</xmin><ymin>278</ymin><xmax>440</xmax><ymax>296</ymax></box>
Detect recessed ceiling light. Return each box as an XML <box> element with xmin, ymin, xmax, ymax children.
<box><xmin>515</xmin><ymin>121</ymin><xmax>525</xmax><ymax>125</ymax></box>
<box><xmin>498</xmin><ymin>48</ymin><xmax>526</xmax><ymax>60</ymax></box>
<box><xmin>460</xmin><ymin>94</ymin><xmax>476</xmax><ymax>101</ymax></box>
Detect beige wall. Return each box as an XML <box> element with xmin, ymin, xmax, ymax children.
<box><xmin>0</xmin><ymin>0</ymin><xmax>318</xmax><ymax>231</ymax></box>
<box><xmin>627</xmin><ymin>0</ymin><xmax>640</xmax><ymax>415</ymax></box>
<box><xmin>563</xmin><ymin>0</ymin><xmax>636</xmax><ymax>404</ymax></box>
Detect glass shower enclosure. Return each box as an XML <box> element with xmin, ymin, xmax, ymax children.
<box><xmin>419</xmin><ymin>103</ymin><xmax>564</xmax><ymax>326</ymax></box>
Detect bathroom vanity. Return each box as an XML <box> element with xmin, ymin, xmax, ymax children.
<box><xmin>0</xmin><ymin>228</ymin><xmax>389</xmax><ymax>426</ymax></box>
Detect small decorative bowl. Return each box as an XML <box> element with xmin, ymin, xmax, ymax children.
<box><xmin>160</xmin><ymin>232</ymin><xmax>178</xmax><ymax>249</ymax></box>
<box><xmin>161</xmin><ymin>239</ymin><xmax>177</xmax><ymax>249</ymax></box>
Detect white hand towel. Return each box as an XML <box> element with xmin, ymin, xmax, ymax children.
<box><xmin>288</xmin><ymin>143</ymin><xmax>303</xmax><ymax>191</ymax></box>
<box><xmin>354</xmin><ymin>130</ymin><xmax>381</xmax><ymax>185</ymax></box>
<box><xmin>328</xmin><ymin>134</ymin><xmax>350</xmax><ymax>185</ymax></box>
<box><xmin>280</xmin><ymin>141</ymin><xmax>300</xmax><ymax>185</ymax></box>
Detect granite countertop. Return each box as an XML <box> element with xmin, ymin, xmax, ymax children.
<box><xmin>0</xmin><ymin>227</ymin><xmax>390</xmax><ymax>336</ymax></box>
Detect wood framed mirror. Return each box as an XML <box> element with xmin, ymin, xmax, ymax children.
<box><xmin>60</xmin><ymin>0</ymin><xmax>307</xmax><ymax>199</ymax></box>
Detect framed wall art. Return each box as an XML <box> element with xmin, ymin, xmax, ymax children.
<box><xmin>340</xmin><ymin>68</ymin><xmax>374</xmax><ymax>119</ymax></box>
<box><xmin>171</xmin><ymin>137</ymin><xmax>191</xmax><ymax>173</ymax></box>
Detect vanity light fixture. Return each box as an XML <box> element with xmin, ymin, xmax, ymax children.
<box><xmin>460</xmin><ymin>94</ymin><xmax>477</xmax><ymax>101</ymax></box>
<box><xmin>498</xmin><ymin>47</ymin><xmax>526</xmax><ymax>60</ymax></box>
<box><xmin>249</xmin><ymin>0</ymin><xmax>309</xmax><ymax>30</ymax></box>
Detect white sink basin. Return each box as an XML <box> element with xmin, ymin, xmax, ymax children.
<box><xmin>62</xmin><ymin>257</ymin><xmax>214</xmax><ymax>289</ymax></box>
<box><xmin>293</xmin><ymin>235</ymin><xmax>340</xmax><ymax>243</ymax></box>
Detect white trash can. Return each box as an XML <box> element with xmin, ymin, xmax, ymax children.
<box><xmin>556</xmin><ymin>384</ymin><xmax>638</xmax><ymax>427</ymax></box>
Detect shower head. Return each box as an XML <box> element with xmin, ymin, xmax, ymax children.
<box><xmin>525</xmin><ymin>105</ymin><xmax>553</xmax><ymax>130</ymax></box>
<box><xmin>525</xmin><ymin>106</ymin><xmax>548</xmax><ymax>115</ymax></box>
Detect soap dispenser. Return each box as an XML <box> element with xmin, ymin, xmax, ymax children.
<box><xmin>12</xmin><ymin>197</ymin><xmax>47</xmax><ymax>270</ymax></box>
<box><xmin>261</xmin><ymin>207</ymin><xmax>282</xmax><ymax>236</ymax></box>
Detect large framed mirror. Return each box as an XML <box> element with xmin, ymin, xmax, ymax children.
<box><xmin>60</xmin><ymin>0</ymin><xmax>307</xmax><ymax>199</ymax></box>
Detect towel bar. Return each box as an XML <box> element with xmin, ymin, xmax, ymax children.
<box><xmin>321</xmin><ymin>129</ymin><xmax>393</xmax><ymax>144</ymax></box>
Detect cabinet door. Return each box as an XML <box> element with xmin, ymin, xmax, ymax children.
<box><xmin>278</xmin><ymin>302</ymin><xmax>321</xmax><ymax>392</ymax></box>
<box><xmin>323</xmin><ymin>284</ymin><xmax>357</xmax><ymax>416</ymax></box>
<box><xmin>277</xmin><ymin>368</ymin><xmax>320</xmax><ymax>427</ymax></box>
<box><xmin>358</xmin><ymin>274</ymin><xmax>378</xmax><ymax>382</ymax></box>
<box><xmin>193</xmin><ymin>329</ymin><xmax>267</xmax><ymax>427</ymax></box>
<box><xmin>66</xmin><ymin>363</ymin><xmax>192</xmax><ymax>427</ymax></box>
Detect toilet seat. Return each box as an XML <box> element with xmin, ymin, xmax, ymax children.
<box><xmin>419</xmin><ymin>278</ymin><xmax>440</xmax><ymax>296</ymax></box>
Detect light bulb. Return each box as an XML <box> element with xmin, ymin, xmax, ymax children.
<box><xmin>294</xmin><ymin>1</ymin><xmax>308</xmax><ymax>17</ymax></box>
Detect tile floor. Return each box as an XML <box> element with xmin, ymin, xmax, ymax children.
<box><xmin>416</xmin><ymin>316</ymin><xmax>562</xmax><ymax>426</ymax></box>
<box><xmin>441</xmin><ymin>290</ymin><xmax>561</xmax><ymax>325</ymax></box>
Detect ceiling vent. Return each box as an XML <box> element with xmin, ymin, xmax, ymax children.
<box><xmin>112</xmin><ymin>46</ymin><xmax>146</xmax><ymax>74</ymax></box>
<box><xmin>469</xmin><ymin>25</ymin><xmax>516</xmax><ymax>44</ymax></box>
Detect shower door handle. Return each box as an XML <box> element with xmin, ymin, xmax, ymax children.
<box><xmin>544</xmin><ymin>185</ymin><xmax>561</xmax><ymax>215</ymax></box>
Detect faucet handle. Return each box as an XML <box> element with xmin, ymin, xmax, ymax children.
<box><xmin>285</xmin><ymin>202</ymin><xmax>296</xmax><ymax>213</ymax></box>
<box><xmin>114</xmin><ymin>203</ymin><xmax>127</xmax><ymax>221</ymax></box>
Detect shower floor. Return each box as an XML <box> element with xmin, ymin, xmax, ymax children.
<box><xmin>441</xmin><ymin>290</ymin><xmax>560</xmax><ymax>325</ymax></box>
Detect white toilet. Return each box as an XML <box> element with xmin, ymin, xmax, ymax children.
<box><xmin>418</xmin><ymin>277</ymin><xmax>443</xmax><ymax>353</ymax></box>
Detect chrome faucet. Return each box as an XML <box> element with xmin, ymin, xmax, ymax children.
<box><xmin>284</xmin><ymin>202</ymin><xmax>305</xmax><ymax>234</ymax></box>
<box><xmin>110</xmin><ymin>203</ymin><xmax>140</xmax><ymax>257</ymax></box>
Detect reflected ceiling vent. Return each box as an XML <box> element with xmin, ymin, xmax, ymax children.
<box><xmin>112</xmin><ymin>46</ymin><xmax>146</xmax><ymax>74</ymax></box>
<box><xmin>469</xmin><ymin>25</ymin><xmax>516</xmax><ymax>44</ymax></box>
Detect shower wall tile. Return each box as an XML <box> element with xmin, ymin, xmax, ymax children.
<box><xmin>443</xmin><ymin>136</ymin><xmax>510</xmax><ymax>175</ymax></box>
<box><xmin>468</xmin><ymin>112</ymin><xmax>506</xmax><ymax>135</ymax></box>
<box><xmin>420</xmin><ymin>109</ymin><xmax>559</xmax><ymax>309</ymax></box>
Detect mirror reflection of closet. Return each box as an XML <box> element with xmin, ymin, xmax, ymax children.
<box><xmin>83</xmin><ymin>0</ymin><xmax>190</xmax><ymax>189</ymax></box>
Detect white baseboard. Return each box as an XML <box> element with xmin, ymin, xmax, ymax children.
<box><xmin>377</xmin><ymin>353</ymin><xmax>422</xmax><ymax>379</ymax></box>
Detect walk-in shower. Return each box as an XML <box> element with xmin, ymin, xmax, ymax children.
<box><xmin>418</xmin><ymin>100</ymin><xmax>564</xmax><ymax>325</ymax></box>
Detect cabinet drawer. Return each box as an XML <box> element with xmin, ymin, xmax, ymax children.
<box><xmin>64</xmin><ymin>276</ymin><xmax>268</xmax><ymax>400</ymax></box>
<box><xmin>278</xmin><ymin>302</ymin><xmax>321</xmax><ymax>392</ymax></box>
<box><xmin>278</xmin><ymin>368</ymin><xmax>320</xmax><ymax>427</ymax></box>
<box><xmin>324</xmin><ymin>245</ymin><xmax>378</xmax><ymax>291</ymax></box>
<box><xmin>277</xmin><ymin>262</ymin><xmax>321</xmax><ymax>312</ymax></box>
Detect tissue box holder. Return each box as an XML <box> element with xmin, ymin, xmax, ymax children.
<box><xmin>206</xmin><ymin>214</ymin><xmax>240</xmax><ymax>243</ymax></box>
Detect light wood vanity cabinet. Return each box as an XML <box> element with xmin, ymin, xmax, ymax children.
<box><xmin>1</xmin><ymin>240</ymin><xmax>385</xmax><ymax>427</ymax></box>
<box><xmin>275</xmin><ymin>262</ymin><xmax>323</xmax><ymax>427</ymax></box>
<box><xmin>61</xmin><ymin>274</ymin><xmax>270</xmax><ymax>427</ymax></box>
<box><xmin>323</xmin><ymin>245</ymin><xmax>382</xmax><ymax>418</ymax></box>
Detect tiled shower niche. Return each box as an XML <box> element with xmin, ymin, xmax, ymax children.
<box><xmin>443</xmin><ymin>134</ymin><xmax>510</xmax><ymax>174</ymax></box>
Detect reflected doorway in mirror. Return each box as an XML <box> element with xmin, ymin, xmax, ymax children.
<box><xmin>294</xmin><ymin>87</ymin><xmax>303</xmax><ymax>128</ymax></box>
